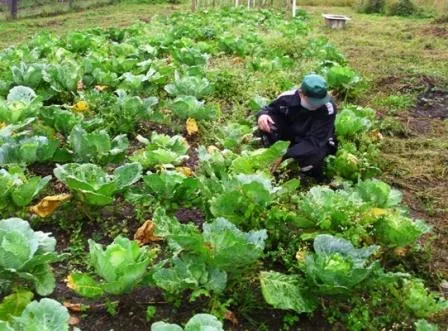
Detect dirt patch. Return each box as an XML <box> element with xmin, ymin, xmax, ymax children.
<box><xmin>137</xmin><ymin>121</ymin><xmax>176</xmax><ymax>137</ymax></box>
<box><xmin>401</xmin><ymin>116</ymin><xmax>447</xmax><ymax>136</ymax></box>
<box><xmin>422</xmin><ymin>25</ymin><xmax>448</xmax><ymax>38</ymax></box>
<box><xmin>374</xmin><ymin>74</ymin><xmax>434</xmax><ymax>94</ymax></box>
<box><xmin>175</xmin><ymin>207</ymin><xmax>205</xmax><ymax>228</ymax></box>
<box><xmin>28</xmin><ymin>162</ymin><xmax>55</xmax><ymax>177</ymax></box>
<box><xmin>184</xmin><ymin>146</ymin><xmax>199</xmax><ymax>170</ymax></box>
<box><xmin>413</xmin><ymin>88</ymin><xmax>448</xmax><ymax>119</ymax></box>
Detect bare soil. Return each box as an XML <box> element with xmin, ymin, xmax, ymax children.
<box><xmin>413</xmin><ymin>88</ymin><xmax>448</xmax><ymax>119</ymax></box>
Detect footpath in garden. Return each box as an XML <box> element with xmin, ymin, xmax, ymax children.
<box><xmin>0</xmin><ymin>7</ymin><xmax>446</xmax><ymax>331</ymax></box>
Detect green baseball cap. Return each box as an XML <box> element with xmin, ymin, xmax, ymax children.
<box><xmin>300</xmin><ymin>74</ymin><xmax>331</xmax><ymax>107</ymax></box>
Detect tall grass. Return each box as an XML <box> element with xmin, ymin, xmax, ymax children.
<box><xmin>298</xmin><ymin>0</ymin><xmax>448</xmax><ymax>12</ymax></box>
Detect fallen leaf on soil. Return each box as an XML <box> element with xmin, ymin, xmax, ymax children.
<box><xmin>176</xmin><ymin>166</ymin><xmax>193</xmax><ymax>177</ymax></box>
<box><xmin>65</xmin><ymin>274</ymin><xmax>75</xmax><ymax>290</ymax></box>
<box><xmin>369</xmin><ymin>130</ymin><xmax>384</xmax><ymax>142</ymax></box>
<box><xmin>224</xmin><ymin>310</ymin><xmax>239</xmax><ymax>325</ymax></box>
<box><xmin>69</xmin><ymin>316</ymin><xmax>80</xmax><ymax>326</ymax></box>
<box><xmin>186</xmin><ymin>117</ymin><xmax>198</xmax><ymax>136</ymax></box>
<box><xmin>134</xmin><ymin>220</ymin><xmax>162</xmax><ymax>245</ymax></box>
<box><xmin>29</xmin><ymin>193</ymin><xmax>72</xmax><ymax>218</ymax></box>
<box><xmin>64</xmin><ymin>302</ymin><xmax>85</xmax><ymax>312</ymax></box>
<box><xmin>94</xmin><ymin>85</ymin><xmax>108</xmax><ymax>92</ymax></box>
<box><xmin>393</xmin><ymin>247</ymin><xmax>408</xmax><ymax>257</ymax></box>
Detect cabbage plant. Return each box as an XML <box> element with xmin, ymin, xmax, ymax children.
<box><xmin>151</xmin><ymin>210</ymin><xmax>267</xmax><ymax>299</ymax></box>
<box><xmin>355</xmin><ymin>178</ymin><xmax>402</xmax><ymax>208</ymax></box>
<box><xmin>54</xmin><ymin>162</ymin><xmax>142</xmax><ymax>206</ymax></box>
<box><xmin>67</xmin><ymin>236</ymin><xmax>157</xmax><ymax>298</ymax></box>
<box><xmin>374</xmin><ymin>213</ymin><xmax>430</xmax><ymax>248</ymax></box>
<box><xmin>151</xmin><ymin>313</ymin><xmax>223</xmax><ymax>331</ymax></box>
<box><xmin>0</xmin><ymin>86</ymin><xmax>42</xmax><ymax>124</ymax></box>
<box><xmin>260</xmin><ymin>235</ymin><xmax>379</xmax><ymax>313</ymax></box>
<box><xmin>164</xmin><ymin>72</ymin><xmax>212</xmax><ymax>98</ymax></box>
<box><xmin>170</xmin><ymin>95</ymin><xmax>217</xmax><ymax>120</ymax></box>
<box><xmin>131</xmin><ymin>133</ymin><xmax>189</xmax><ymax>169</ymax></box>
<box><xmin>304</xmin><ymin>234</ymin><xmax>379</xmax><ymax>294</ymax></box>
<box><xmin>0</xmin><ymin>168</ymin><xmax>50</xmax><ymax>208</ymax></box>
<box><xmin>0</xmin><ymin>121</ymin><xmax>58</xmax><ymax>166</ymax></box>
<box><xmin>335</xmin><ymin>105</ymin><xmax>375</xmax><ymax>139</ymax></box>
<box><xmin>0</xmin><ymin>298</ymin><xmax>72</xmax><ymax>331</ymax></box>
<box><xmin>68</xmin><ymin>125</ymin><xmax>128</xmax><ymax>165</ymax></box>
<box><xmin>11</xmin><ymin>63</ymin><xmax>46</xmax><ymax>89</ymax></box>
<box><xmin>0</xmin><ymin>218</ymin><xmax>62</xmax><ymax>296</ymax></box>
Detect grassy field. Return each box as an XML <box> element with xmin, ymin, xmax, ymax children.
<box><xmin>298</xmin><ymin>0</ymin><xmax>448</xmax><ymax>13</ymax></box>
<box><xmin>0</xmin><ymin>0</ymin><xmax>117</xmax><ymax>20</ymax></box>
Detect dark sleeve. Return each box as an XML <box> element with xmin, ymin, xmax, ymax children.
<box><xmin>256</xmin><ymin>97</ymin><xmax>287</xmax><ymax>120</ymax></box>
<box><xmin>284</xmin><ymin>103</ymin><xmax>336</xmax><ymax>160</ymax></box>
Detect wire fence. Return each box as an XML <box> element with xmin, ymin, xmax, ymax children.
<box><xmin>0</xmin><ymin>0</ymin><xmax>296</xmax><ymax>20</ymax></box>
<box><xmin>191</xmin><ymin>0</ymin><xmax>299</xmax><ymax>16</ymax></box>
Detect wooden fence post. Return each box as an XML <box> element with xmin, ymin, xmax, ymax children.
<box><xmin>10</xmin><ymin>0</ymin><xmax>18</xmax><ymax>19</ymax></box>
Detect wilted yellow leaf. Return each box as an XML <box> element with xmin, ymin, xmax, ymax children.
<box><xmin>224</xmin><ymin>310</ymin><xmax>239</xmax><ymax>326</ymax></box>
<box><xmin>134</xmin><ymin>220</ymin><xmax>162</xmax><ymax>246</ymax></box>
<box><xmin>207</xmin><ymin>145</ymin><xmax>219</xmax><ymax>154</ymax></box>
<box><xmin>0</xmin><ymin>122</ymin><xmax>6</xmax><ymax>129</ymax></box>
<box><xmin>393</xmin><ymin>247</ymin><xmax>408</xmax><ymax>257</ymax></box>
<box><xmin>65</xmin><ymin>274</ymin><xmax>75</xmax><ymax>290</ymax></box>
<box><xmin>64</xmin><ymin>302</ymin><xmax>85</xmax><ymax>312</ymax></box>
<box><xmin>186</xmin><ymin>117</ymin><xmax>198</xmax><ymax>136</ymax></box>
<box><xmin>76</xmin><ymin>80</ymin><xmax>84</xmax><ymax>91</ymax></box>
<box><xmin>94</xmin><ymin>85</ymin><xmax>108</xmax><ymax>92</ymax></box>
<box><xmin>295</xmin><ymin>250</ymin><xmax>306</xmax><ymax>262</ymax></box>
<box><xmin>72</xmin><ymin>101</ymin><xmax>89</xmax><ymax>113</ymax></box>
<box><xmin>369</xmin><ymin>130</ymin><xmax>384</xmax><ymax>142</ymax></box>
<box><xmin>69</xmin><ymin>316</ymin><xmax>80</xmax><ymax>326</ymax></box>
<box><xmin>366</xmin><ymin>207</ymin><xmax>388</xmax><ymax>218</ymax></box>
<box><xmin>176</xmin><ymin>166</ymin><xmax>193</xmax><ymax>177</ymax></box>
<box><xmin>29</xmin><ymin>194</ymin><xmax>72</xmax><ymax>218</ymax></box>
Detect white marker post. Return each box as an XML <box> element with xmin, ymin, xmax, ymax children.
<box><xmin>292</xmin><ymin>0</ymin><xmax>296</xmax><ymax>17</ymax></box>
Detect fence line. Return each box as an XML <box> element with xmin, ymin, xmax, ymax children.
<box><xmin>0</xmin><ymin>0</ymin><xmax>118</xmax><ymax>20</ymax></box>
<box><xmin>191</xmin><ymin>0</ymin><xmax>299</xmax><ymax>16</ymax></box>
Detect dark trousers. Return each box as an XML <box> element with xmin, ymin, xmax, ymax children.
<box><xmin>259</xmin><ymin>126</ymin><xmax>336</xmax><ymax>181</ymax></box>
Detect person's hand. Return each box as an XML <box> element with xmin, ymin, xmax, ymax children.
<box><xmin>258</xmin><ymin>115</ymin><xmax>275</xmax><ymax>133</ymax></box>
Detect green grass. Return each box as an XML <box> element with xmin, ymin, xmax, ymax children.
<box><xmin>295</xmin><ymin>0</ymin><xmax>448</xmax><ymax>14</ymax></box>
<box><xmin>0</xmin><ymin>2</ymin><xmax>186</xmax><ymax>49</ymax></box>
<box><xmin>0</xmin><ymin>0</ymin><xmax>116</xmax><ymax>20</ymax></box>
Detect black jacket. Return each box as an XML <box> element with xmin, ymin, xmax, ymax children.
<box><xmin>256</xmin><ymin>88</ymin><xmax>336</xmax><ymax>160</ymax></box>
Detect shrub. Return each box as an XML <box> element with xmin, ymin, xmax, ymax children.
<box><xmin>385</xmin><ymin>0</ymin><xmax>418</xmax><ymax>16</ymax></box>
<box><xmin>355</xmin><ymin>0</ymin><xmax>385</xmax><ymax>13</ymax></box>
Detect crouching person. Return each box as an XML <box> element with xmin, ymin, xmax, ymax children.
<box><xmin>256</xmin><ymin>74</ymin><xmax>337</xmax><ymax>180</ymax></box>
